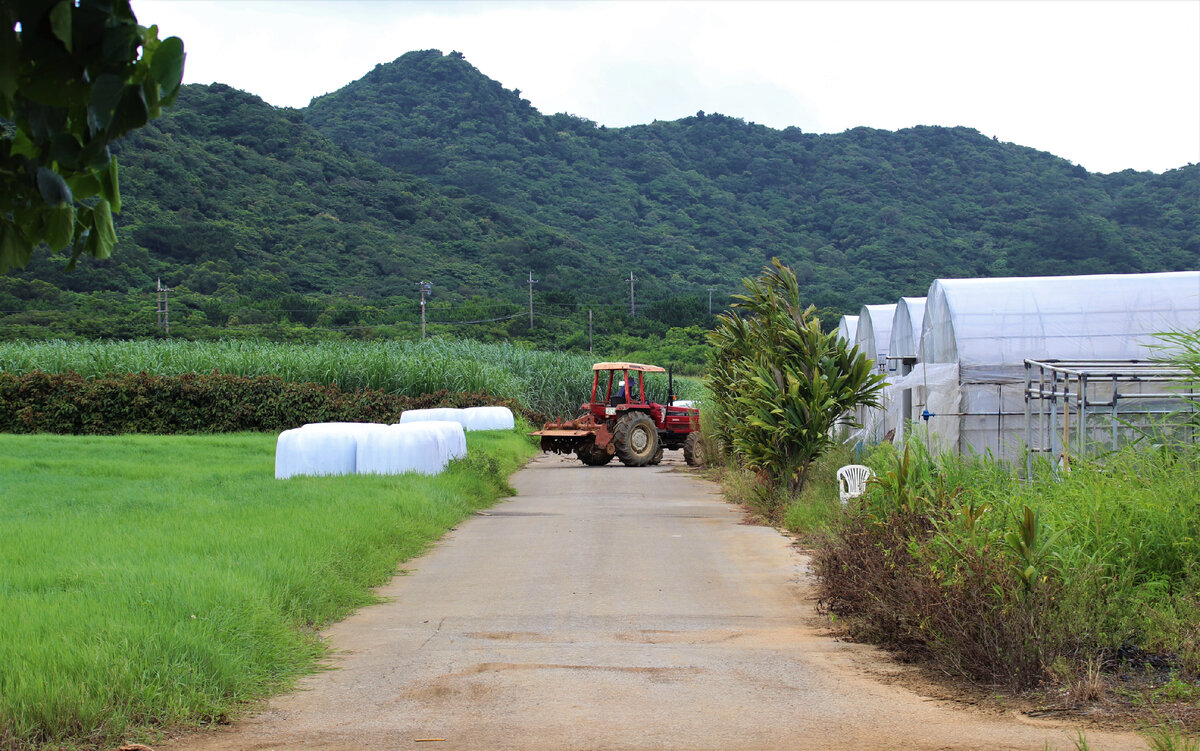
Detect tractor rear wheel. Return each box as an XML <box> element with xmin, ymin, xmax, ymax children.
<box><xmin>576</xmin><ymin>444</ymin><xmax>614</xmax><ymax>466</ymax></box>
<box><xmin>683</xmin><ymin>432</ymin><xmax>706</xmax><ymax>467</ymax></box>
<box><xmin>649</xmin><ymin>445</ymin><xmax>664</xmax><ymax>465</ymax></box>
<box><xmin>613</xmin><ymin>412</ymin><xmax>659</xmax><ymax>467</ymax></box>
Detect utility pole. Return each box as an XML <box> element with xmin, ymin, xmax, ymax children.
<box><xmin>156</xmin><ymin>278</ymin><xmax>173</xmax><ymax>335</ymax></box>
<box><xmin>588</xmin><ymin>309</ymin><xmax>593</xmax><ymax>353</ymax></box>
<box><xmin>417</xmin><ymin>281</ymin><xmax>432</xmax><ymax>339</ymax></box>
<box><xmin>527</xmin><ymin>271</ymin><xmax>538</xmax><ymax>327</ymax></box>
<box><xmin>628</xmin><ymin>271</ymin><xmax>636</xmax><ymax>317</ymax></box>
<box><xmin>708</xmin><ymin>287</ymin><xmax>716</xmax><ymax>315</ymax></box>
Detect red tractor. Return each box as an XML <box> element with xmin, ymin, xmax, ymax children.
<box><xmin>532</xmin><ymin>362</ymin><xmax>703</xmax><ymax>467</ymax></box>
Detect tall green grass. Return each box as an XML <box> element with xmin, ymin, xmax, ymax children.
<box><xmin>0</xmin><ymin>339</ymin><xmax>707</xmax><ymax>418</ymax></box>
<box><xmin>0</xmin><ymin>430</ymin><xmax>535</xmax><ymax>750</ymax></box>
<box><xmin>921</xmin><ymin>447</ymin><xmax>1200</xmax><ymax>667</ymax></box>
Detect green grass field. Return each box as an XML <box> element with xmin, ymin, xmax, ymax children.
<box><xmin>0</xmin><ymin>430</ymin><xmax>536</xmax><ymax>750</ymax></box>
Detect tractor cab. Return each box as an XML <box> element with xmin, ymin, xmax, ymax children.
<box><xmin>586</xmin><ymin>362</ymin><xmax>664</xmax><ymax>422</ymax></box>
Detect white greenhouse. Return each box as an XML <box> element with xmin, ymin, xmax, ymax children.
<box><xmin>852</xmin><ymin>303</ymin><xmax>898</xmax><ymax>443</ymax></box>
<box><xmin>837</xmin><ymin>315</ymin><xmax>858</xmax><ymax>344</ymax></box>
<box><xmin>890</xmin><ymin>271</ymin><xmax>1200</xmax><ymax>461</ymax></box>
<box><xmin>885</xmin><ymin>297</ymin><xmax>926</xmax><ymax>441</ymax></box>
<box><xmin>854</xmin><ymin>304</ymin><xmax>897</xmax><ymax>376</ymax></box>
<box><xmin>887</xmin><ymin>297</ymin><xmax>927</xmax><ymax>365</ymax></box>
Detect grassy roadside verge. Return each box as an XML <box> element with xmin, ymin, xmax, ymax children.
<box><xmin>0</xmin><ymin>429</ymin><xmax>536</xmax><ymax>751</ymax></box>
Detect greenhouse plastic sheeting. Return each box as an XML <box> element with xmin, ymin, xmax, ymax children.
<box><xmin>855</xmin><ymin>304</ymin><xmax>898</xmax><ymax>375</ymax></box>
<box><xmin>356</xmin><ymin>424</ymin><xmax>448</xmax><ymax>476</ymax></box>
<box><xmin>837</xmin><ymin>315</ymin><xmax>858</xmax><ymax>345</ymax></box>
<box><xmin>852</xmin><ymin>303</ymin><xmax>898</xmax><ymax>443</ymax></box>
<box><xmin>888</xmin><ymin>297</ymin><xmax>927</xmax><ymax>360</ymax></box>
<box><xmin>920</xmin><ymin>271</ymin><xmax>1200</xmax><ymax>383</ymax></box>
<box><xmin>882</xmin><ymin>364</ymin><xmax>960</xmax><ymax>451</ymax></box>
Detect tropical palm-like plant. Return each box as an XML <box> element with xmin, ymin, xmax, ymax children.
<box><xmin>706</xmin><ymin>259</ymin><xmax>885</xmax><ymax>496</ymax></box>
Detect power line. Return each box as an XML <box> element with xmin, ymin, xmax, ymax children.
<box><xmin>428</xmin><ymin>312</ymin><xmax>525</xmax><ymax>325</ymax></box>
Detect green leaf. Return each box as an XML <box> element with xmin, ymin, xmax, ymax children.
<box><xmin>142</xmin><ymin>77</ymin><xmax>161</xmax><ymax>119</ymax></box>
<box><xmin>36</xmin><ymin>167</ymin><xmax>73</xmax><ymax>206</ymax></box>
<box><xmin>44</xmin><ymin>202</ymin><xmax>75</xmax><ymax>250</ymax></box>
<box><xmin>79</xmin><ymin>139</ymin><xmax>112</xmax><ymax>172</ymax></box>
<box><xmin>0</xmin><ymin>224</ymin><xmax>34</xmax><ymax>273</ymax></box>
<box><xmin>150</xmin><ymin>36</ymin><xmax>185</xmax><ymax>101</ymax></box>
<box><xmin>101</xmin><ymin>22</ymin><xmax>139</xmax><ymax>66</ymax></box>
<box><xmin>48</xmin><ymin>133</ymin><xmax>82</xmax><ymax>167</ymax></box>
<box><xmin>8</xmin><ymin>128</ymin><xmax>36</xmax><ymax>158</ymax></box>
<box><xmin>23</xmin><ymin>101</ymin><xmax>69</xmax><ymax>144</ymax></box>
<box><xmin>100</xmin><ymin>157</ymin><xmax>120</xmax><ymax>213</ymax></box>
<box><xmin>108</xmin><ymin>83</ymin><xmax>149</xmax><ymax>138</ymax></box>
<box><xmin>49</xmin><ymin>0</ymin><xmax>73</xmax><ymax>52</ymax></box>
<box><xmin>66</xmin><ymin>212</ymin><xmax>89</xmax><ymax>269</ymax></box>
<box><xmin>88</xmin><ymin>74</ymin><xmax>125</xmax><ymax>133</ymax></box>
<box><xmin>91</xmin><ymin>198</ymin><xmax>116</xmax><ymax>258</ymax></box>
<box><xmin>66</xmin><ymin>171</ymin><xmax>102</xmax><ymax>199</ymax></box>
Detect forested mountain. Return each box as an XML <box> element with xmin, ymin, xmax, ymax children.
<box><xmin>4</xmin><ymin>49</ymin><xmax>1197</xmax><ymax>350</ymax></box>
<box><xmin>305</xmin><ymin>50</ymin><xmax>1198</xmax><ymax>308</ymax></box>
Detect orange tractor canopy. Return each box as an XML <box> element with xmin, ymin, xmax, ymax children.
<box><xmin>531</xmin><ymin>362</ymin><xmax>702</xmax><ymax>467</ymax></box>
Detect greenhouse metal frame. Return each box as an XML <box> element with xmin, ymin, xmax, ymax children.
<box><xmin>1024</xmin><ymin>358</ymin><xmax>1196</xmax><ymax>475</ymax></box>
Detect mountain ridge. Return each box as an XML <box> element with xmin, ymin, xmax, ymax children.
<box><xmin>3</xmin><ymin>48</ymin><xmax>1196</xmax><ymax>346</ymax></box>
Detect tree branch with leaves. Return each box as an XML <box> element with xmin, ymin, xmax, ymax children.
<box><xmin>1</xmin><ymin>0</ymin><xmax>184</xmax><ymax>272</ymax></box>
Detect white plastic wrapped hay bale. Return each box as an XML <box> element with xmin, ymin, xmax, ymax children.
<box><xmin>460</xmin><ymin>406</ymin><xmax>514</xmax><ymax>431</ymax></box>
<box><xmin>355</xmin><ymin>423</ymin><xmax>447</xmax><ymax>476</ymax></box>
<box><xmin>398</xmin><ymin>407</ymin><xmax>465</xmax><ymax>425</ymax></box>
<box><xmin>275</xmin><ymin>424</ymin><xmax>365</xmax><ymax>479</ymax></box>
<box><xmin>414</xmin><ymin>420</ymin><xmax>467</xmax><ymax>461</ymax></box>
<box><xmin>301</xmin><ymin>421</ymin><xmax>388</xmax><ymax>435</ymax></box>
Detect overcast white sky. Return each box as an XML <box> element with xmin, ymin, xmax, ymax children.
<box><xmin>136</xmin><ymin>0</ymin><xmax>1200</xmax><ymax>174</ymax></box>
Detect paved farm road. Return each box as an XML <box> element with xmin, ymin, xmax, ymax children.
<box><xmin>168</xmin><ymin>453</ymin><xmax>1142</xmax><ymax>751</ymax></box>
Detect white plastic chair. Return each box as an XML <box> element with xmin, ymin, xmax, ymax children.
<box><xmin>837</xmin><ymin>464</ymin><xmax>875</xmax><ymax>504</ymax></box>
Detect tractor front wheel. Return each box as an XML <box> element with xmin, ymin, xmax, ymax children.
<box><xmin>614</xmin><ymin>412</ymin><xmax>660</xmax><ymax>467</ymax></box>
